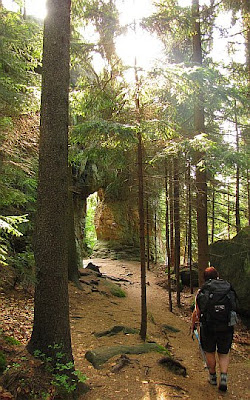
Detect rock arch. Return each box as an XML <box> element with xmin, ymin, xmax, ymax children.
<box><xmin>71</xmin><ymin>160</ymin><xmax>141</xmax><ymax>261</ymax></box>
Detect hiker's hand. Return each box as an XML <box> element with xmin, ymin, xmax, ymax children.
<box><xmin>190</xmin><ymin>322</ymin><xmax>198</xmax><ymax>338</ymax></box>
<box><xmin>190</xmin><ymin>325</ymin><xmax>195</xmax><ymax>337</ymax></box>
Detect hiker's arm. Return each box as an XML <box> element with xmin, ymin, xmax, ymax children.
<box><xmin>191</xmin><ymin>299</ymin><xmax>200</xmax><ymax>332</ymax></box>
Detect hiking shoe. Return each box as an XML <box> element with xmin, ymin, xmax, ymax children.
<box><xmin>208</xmin><ymin>373</ymin><xmax>217</xmax><ymax>386</ymax></box>
<box><xmin>219</xmin><ymin>373</ymin><xmax>228</xmax><ymax>392</ymax></box>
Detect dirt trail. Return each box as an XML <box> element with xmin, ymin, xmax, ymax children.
<box><xmin>69</xmin><ymin>258</ymin><xmax>249</xmax><ymax>400</ymax></box>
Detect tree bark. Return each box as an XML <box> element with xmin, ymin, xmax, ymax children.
<box><xmin>235</xmin><ymin>100</ymin><xmax>241</xmax><ymax>233</ymax></box>
<box><xmin>227</xmin><ymin>182</ymin><xmax>231</xmax><ymax>239</ymax></box>
<box><xmin>68</xmin><ymin>167</ymin><xmax>82</xmax><ymax>287</ymax></box>
<box><xmin>192</xmin><ymin>0</ymin><xmax>208</xmax><ymax>286</ymax></box>
<box><xmin>247</xmin><ymin>169</ymin><xmax>250</xmax><ymax>226</ymax></box>
<box><xmin>73</xmin><ymin>193</ymin><xmax>88</xmax><ymax>258</ymax></box>
<box><xmin>211</xmin><ymin>183</ymin><xmax>215</xmax><ymax>243</ymax></box>
<box><xmin>196</xmin><ymin>165</ymin><xmax>208</xmax><ymax>286</ymax></box>
<box><xmin>154</xmin><ymin>210</ymin><xmax>157</xmax><ymax>264</ymax></box>
<box><xmin>187</xmin><ymin>161</ymin><xmax>193</xmax><ymax>294</ymax></box>
<box><xmin>242</xmin><ymin>0</ymin><xmax>250</xmax><ymax>225</ymax></box>
<box><xmin>165</xmin><ymin>160</ymin><xmax>172</xmax><ymax>312</ymax></box>
<box><xmin>183</xmin><ymin>164</ymin><xmax>188</xmax><ymax>265</ymax></box>
<box><xmin>146</xmin><ymin>198</ymin><xmax>150</xmax><ymax>270</ymax></box>
<box><xmin>242</xmin><ymin>0</ymin><xmax>250</xmax><ymax>85</ymax></box>
<box><xmin>27</xmin><ymin>0</ymin><xmax>73</xmax><ymax>369</ymax></box>
<box><xmin>173</xmin><ymin>158</ymin><xmax>180</xmax><ymax>307</ymax></box>
<box><xmin>169</xmin><ymin>159</ymin><xmax>175</xmax><ymax>271</ymax></box>
<box><xmin>134</xmin><ymin>60</ymin><xmax>147</xmax><ymax>341</ymax></box>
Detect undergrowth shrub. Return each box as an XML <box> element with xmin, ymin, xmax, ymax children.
<box><xmin>104</xmin><ymin>281</ymin><xmax>126</xmax><ymax>297</ymax></box>
<box><xmin>0</xmin><ymin>351</ymin><xmax>7</xmax><ymax>373</ymax></box>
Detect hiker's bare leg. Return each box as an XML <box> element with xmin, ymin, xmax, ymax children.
<box><xmin>205</xmin><ymin>352</ymin><xmax>216</xmax><ymax>374</ymax></box>
<box><xmin>218</xmin><ymin>353</ymin><xmax>230</xmax><ymax>374</ymax></box>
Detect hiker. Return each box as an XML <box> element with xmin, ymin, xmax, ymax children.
<box><xmin>191</xmin><ymin>266</ymin><xmax>237</xmax><ymax>392</ymax></box>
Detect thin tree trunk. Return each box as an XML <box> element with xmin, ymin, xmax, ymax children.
<box><xmin>247</xmin><ymin>169</ymin><xmax>250</xmax><ymax>225</ymax></box>
<box><xmin>235</xmin><ymin>100</ymin><xmax>241</xmax><ymax>233</ymax></box>
<box><xmin>134</xmin><ymin>59</ymin><xmax>147</xmax><ymax>341</ymax></box>
<box><xmin>183</xmin><ymin>164</ymin><xmax>188</xmax><ymax>265</ymax></box>
<box><xmin>242</xmin><ymin>0</ymin><xmax>250</xmax><ymax>85</ymax></box>
<box><xmin>173</xmin><ymin>158</ymin><xmax>180</xmax><ymax>307</ymax></box>
<box><xmin>196</xmin><ymin>166</ymin><xmax>208</xmax><ymax>286</ymax></box>
<box><xmin>73</xmin><ymin>194</ymin><xmax>87</xmax><ymax>259</ymax></box>
<box><xmin>242</xmin><ymin>0</ymin><xmax>250</xmax><ymax>225</ymax></box>
<box><xmin>68</xmin><ymin>167</ymin><xmax>82</xmax><ymax>288</ymax></box>
<box><xmin>146</xmin><ymin>198</ymin><xmax>150</xmax><ymax>270</ymax></box>
<box><xmin>211</xmin><ymin>183</ymin><xmax>215</xmax><ymax>243</ymax></box>
<box><xmin>169</xmin><ymin>159</ymin><xmax>175</xmax><ymax>271</ymax></box>
<box><xmin>154</xmin><ymin>210</ymin><xmax>157</xmax><ymax>264</ymax></box>
<box><xmin>227</xmin><ymin>182</ymin><xmax>231</xmax><ymax>239</ymax></box>
<box><xmin>187</xmin><ymin>161</ymin><xmax>193</xmax><ymax>294</ymax></box>
<box><xmin>192</xmin><ymin>0</ymin><xmax>208</xmax><ymax>286</ymax></box>
<box><xmin>165</xmin><ymin>160</ymin><xmax>172</xmax><ymax>312</ymax></box>
<box><xmin>23</xmin><ymin>0</ymin><xmax>26</xmax><ymax>19</ymax></box>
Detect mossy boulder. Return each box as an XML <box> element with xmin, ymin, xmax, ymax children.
<box><xmin>209</xmin><ymin>227</ymin><xmax>250</xmax><ymax>317</ymax></box>
<box><xmin>85</xmin><ymin>343</ymin><xmax>169</xmax><ymax>369</ymax></box>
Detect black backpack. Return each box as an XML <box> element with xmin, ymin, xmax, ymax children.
<box><xmin>196</xmin><ymin>279</ymin><xmax>237</xmax><ymax>331</ymax></box>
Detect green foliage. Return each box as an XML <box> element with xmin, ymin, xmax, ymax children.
<box><xmin>0</xmin><ymin>242</ymin><xmax>8</xmax><ymax>266</ymax></box>
<box><xmin>142</xmin><ymin>0</ymin><xmax>193</xmax><ymax>62</ymax></box>
<box><xmin>0</xmin><ymin>0</ymin><xmax>248</xmax><ymax>277</ymax></box>
<box><xmin>155</xmin><ymin>344</ymin><xmax>171</xmax><ymax>356</ymax></box>
<box><xmin>71</xmin><ymin>0</ymin><xmax>120</xmax><ymax>61</ymax></box>
<box><xmin>33</xmin><ymin>345</ymin><xmax>87</xmax><ymax>394</ymax></box>
<box><xmin>148</xmin><ymin>312</ymin><xmax>156</xmax><ymax>325</ymax></box>
<box><xmin>110</xmin><ymin>285</ymin><xmax>126</xmax><ymax>297</ymax></box>
<box><xmin>104</xmin><ymin>281</ymin><xmax>126</xmax><ymax>297</ymax></box>
<box><xmin>71</xmin><ymin>119</ymin><xmax>136</xmax><ymax>148</ymax></box>
<box><xmin>0</xmin><ymin>215</ymin><xmax>28</xmax><ymax>236</ymax></box>
<box><xmin>9</xmin><ymin>249</ymin><xmax>36</xmax><ymax>287</ymax></box>
<box><xmin>3</xmin><ymin>335</ymin><xmax>21</xmax><ymax>346</ymax></box>
<box><xmin>0</xmin><ymin>8</ymin><xmax>42</xmax><ymax>116</ymax></box>
<box><xmin>0</xmin><ymin>215</ymin><xmax>28</xmax><ymax>266</ymax></box>
<box><xmin>84</xmin><ymin>193</ymin><xmax>97</xmax><ymax>253</ymax></box>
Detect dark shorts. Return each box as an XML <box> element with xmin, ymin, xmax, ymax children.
<box><xmin>200</xmin><ymin>325</ymin><xmax>233</xmax><ymax>354</ymax></box>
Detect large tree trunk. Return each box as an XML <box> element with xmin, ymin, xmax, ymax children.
<box><xmin>192</xmin><ymin>0</ymin><xmax>208</xmax><ymax>286</ymax></box>
<box><xmin>27</xmin><ymin>0</ymin><xmax>73</xmax><ymax>369</ymax></box>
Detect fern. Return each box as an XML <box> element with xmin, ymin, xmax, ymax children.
<box><xmin>0</xmin><ymin>215</ymin><xmax>28</xmax><ymax>266</ymax></box>
<box><xmin>0</xmin><ymin>215</ymin><xmax>28</xmax><ymax>237</ymax></box>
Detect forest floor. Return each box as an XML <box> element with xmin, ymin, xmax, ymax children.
<box><xmin>0</xmin><ymin>258</ymin><xmax>249</xmax><ymax>400</ymax></box>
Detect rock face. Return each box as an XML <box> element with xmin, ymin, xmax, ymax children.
<box><xmin>93</xmin><ymin>188</ymin><xmax>141</xmax><ymax>260</ymax></box>
<box><xmin>95</xmin><ymin>198</ymin><xmax>139</xmax><ymax>243</ymax></box>
<box><xmin>209</xmin><ymin>227</ymin><xmax>250</xmax><ymax>317</ymax></box>
<box><xmin>180</xmin><ymin>268</ymin><xmax>199</xmax><ymax>287</ymax></box>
